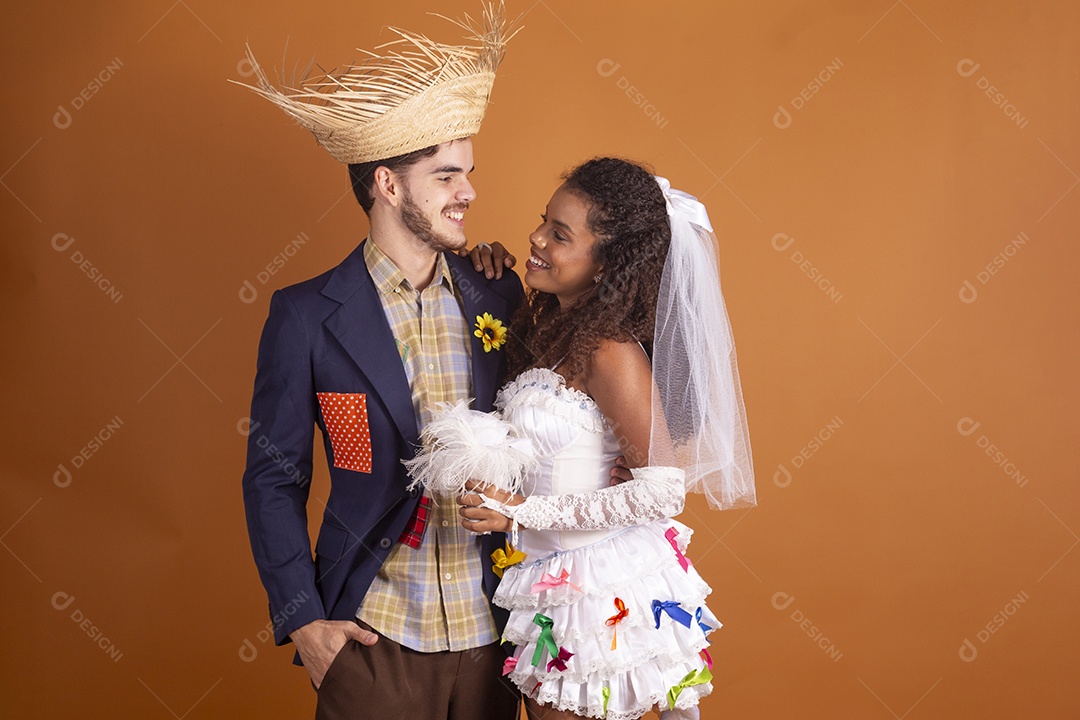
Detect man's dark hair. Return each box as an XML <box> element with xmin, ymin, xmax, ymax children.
<box><xmin>348</xmin><ymin>144</ymin><xmax>440</xmax><ymax>215</ymax></box>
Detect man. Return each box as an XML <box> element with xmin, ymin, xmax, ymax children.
<box><xmin>238</xmin><ymin>9</ymin><xmax>524</xmax><ymax>719</ymax></box>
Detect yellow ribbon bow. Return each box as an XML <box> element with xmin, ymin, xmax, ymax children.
<box><xmin>667</xmin><ymin>666</ymin><xmax>713</xmax><ymax>709</ymax></box>
<box><xmin>491</xmin><ymin>542</ymin><xmax>526</xmax><ymax>578</ymax></box>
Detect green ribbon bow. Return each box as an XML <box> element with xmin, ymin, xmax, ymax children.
<box><xmin>667</xmin><ymin>666</ymin><xmax>713</xmax><ymax>709</ymax></box>
<box><xmin>602</xmin><ymin>686</ymin><xmax>610</xmax><ymax>716</ymax></box>
<box><xmin>531</xmin><ymin>613</ymin><xmax>559</xmax><ymax>667</ymax></box>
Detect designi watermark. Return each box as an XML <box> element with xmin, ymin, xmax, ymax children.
<box><xmin>774</xmin><ymin>57</ymin><xmax>843</xmax><ymax>129</ymax></box>
<box><xmin>239</xmin><ymin>232</ymin><xmax>309</xmax><ymax>304</ymax></box>
<box><xmin>957</xmin><ymin>59</ymin><xmax>1029</xmax><ymax>130</ymax></box>
<box><xmin>958</xmin><ymin>231</ymin><xmax>1029</xmax><ymax>304</ymax></box>
<box><xmin>772</xmin><ymin>591</ymin><xmax>843</xmax><ymax>662</ymax></box>
<box><xmin>51</xmin><ymin>233</ymin><xmax>123</xmax><ymax>303</ymax></box>
<box><xmin>596</xmin><ymin>59</ymin><xmax>669</xmax><ymax>130</ymax></box>
<box><xmin>52</xmin><ymin>591</ymin><xmax>123</xmax><ymax>662</ymax></box>
<box><xmin>239</xmin><ymin>590</ymin><xmax>311</xmax><ymax>662</ymax></box>
<box><xmin>53</xmin><ymin>57</ymin><xmax>125</xmax><ymax>130</ymax></box>
<box><xmin>238</xmin><ymin>417</ymin><xmax>311</xmax><ymax>488</ymax></box>
<box><xmin>771</xmin><ymin>233</ymin><xmax>842</xmax><ymax>303</ymax></box>
<box><xmin>957</xmin><ymin>417</ymin><xmax>1028</xmax><ymax>488</ymax></box>
<box><xmin>774</xmin><ymin>416</ymin><xmax>844</xmax><ymax>487</ymax></box>
<box><xmin>959</xmin><ymin>590</ymin><xmax>1029</xmax><ymax>662</ymax></box>
<box><xmin>54</xmin><ymin>415</ymin><xmax>124</xmax><ymax>488</ymax></box>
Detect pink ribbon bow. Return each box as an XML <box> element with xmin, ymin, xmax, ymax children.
<box><xmin>546</xmin><ymin>646</ymin><xmax>574</xmax><ymax>673</ymax></box>
<box><xmin>531</xmin><ymin>569</ymin><xmax>583</xmax><ymax>594</ymax></box>
<box><xmin>665</xmin><ymin>527</ymin><xmax>691</xmax><ymax>572</ymax></box>
<box><xmin>502</xmin><ymin>656</ymin><xmax>518</xmax><ymax>676</ymax></box>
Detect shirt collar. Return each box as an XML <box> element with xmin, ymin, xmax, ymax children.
<box><xmin>364</xmin><ymin>238</ymin><xmax>455</xmax><ymax>296</ymax></box>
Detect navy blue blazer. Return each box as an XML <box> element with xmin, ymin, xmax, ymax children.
<box><xmin>241</xmin><ymin>239</ymin><xmax>524</xmax><ymax>659</ymax></box>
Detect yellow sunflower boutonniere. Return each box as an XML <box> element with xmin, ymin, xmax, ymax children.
<box><xmin>474</xmin><ymin>312</ymin><xmax>508</xmax><ymax>353</ymax></box>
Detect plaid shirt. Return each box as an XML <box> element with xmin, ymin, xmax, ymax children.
<box><xmin>356</xmin><ymin>239</ymin><xmax>497</xmax><ymax>652</ymax></box>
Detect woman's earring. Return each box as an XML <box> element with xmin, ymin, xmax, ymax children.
<box><xmin>594</xmin><ymin>274</ymin><xmax>603</xmax><ymax>284</ymax></box>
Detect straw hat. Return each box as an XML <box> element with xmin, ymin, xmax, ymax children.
<box><xmin>234</xmin><ymin>3</ymin><xmax>516</xmax><ymax>164</ymax></box>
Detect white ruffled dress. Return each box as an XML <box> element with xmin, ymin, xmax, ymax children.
<box><xmin>493</xmin><ymin>368</ymin><xmax>719</xmax><ymax>719</ymax></box>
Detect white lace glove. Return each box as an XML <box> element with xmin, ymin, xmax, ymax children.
<box><xmin>482</xmin><ymin>467</ymin><xmax>686</xmax><ymax>543</ymax></box>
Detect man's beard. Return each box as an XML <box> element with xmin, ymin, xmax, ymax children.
<box><xmin>400</xmin><ymin>186</ymin><xmax>468</xmax><ymax>253</ymax></box>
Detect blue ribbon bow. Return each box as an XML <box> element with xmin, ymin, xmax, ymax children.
<box><xmin>695</xmin><ymin>606</ymin><xmax>713</xmax><ymax>635</ymax></box>
<box><xmin>652</xmin><ymin>599</ymin><xmax>693</xmax><ymax>629</ymax></box>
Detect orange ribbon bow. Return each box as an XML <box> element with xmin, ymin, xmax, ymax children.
<box><xmin>605</xmin><ymin>597</ymin><xmax>630</xmax><ymax>650</ymax></box>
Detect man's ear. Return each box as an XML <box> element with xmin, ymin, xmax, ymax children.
<box><xmin>372</xmin><ymin>166</ymin><xmax>402</xmax><ymax>208</ymax></box>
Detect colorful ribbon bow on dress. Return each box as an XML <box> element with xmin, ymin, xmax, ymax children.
<box><xmin>667</xmin><ymin>666</ymin><xmax>713</xmax><ymax>709</ymax></box>
<box><xmin>531</xmin><ymin>568</ymin><xmax>582</xmax><ymax>594</ymax></box>
<box><xmin>491</xmin><ymin>542</ymin><xmax>526</xmax><ymax>578</ymax></box>
<box><xmin>502</xmin><ymin>655</ymin><xmax>518</xmax><ymax>676</ymax></box>
<box><xmin>546</xmin><ymin>647</ymin><xmax>574</xmax><ymax>673</ymax></box>
<box><xmin>664</xmin><ymin>527</ymin><xmax>691</xmax><ymax>572</ymax></box>
<box><xmin>606</xmin><ymin>597</ymin><xmax>629</xmax><ymax>650</ymax></box>
<box><xmin>695</xmin><ymin>606</ymin><xmax>713</xmax><ymax>635</ymax></box>
<box><xmin>652</xmin><ymin>600</ymin><xmax>693</xmax><ymax>629</ymax></box>
<box><xmin>531</xmin><ymin>614</ymin><xmax>559</xmax><ymax>667</ymax></box>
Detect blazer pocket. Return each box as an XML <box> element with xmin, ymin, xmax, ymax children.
<box><xmin>315</xmin><ymin>523</ymin><xmax>352</xmax><ymax>561</ymax></box>
<box><xmin>316</xmin><ymin>392</ymin><xmax>373</xmax><ymax>473</ymax></box>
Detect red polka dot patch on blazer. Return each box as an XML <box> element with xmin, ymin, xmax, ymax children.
<box><xmin>316</xmin><ymin>392</ymin><xmax>373</xmax><ymax>474</ymax></box>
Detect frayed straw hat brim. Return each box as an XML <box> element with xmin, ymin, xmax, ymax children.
<box><xmin>232</xmin><ymin>3</ymin><xmax>517</xmax><ymax>164</ymax></box>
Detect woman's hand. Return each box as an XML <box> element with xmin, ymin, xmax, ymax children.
<box><xmin>457</xmin><ymin>479</ymin><xmax>524</xmax><ymax>534</ymax></box>
<box><xmin>457</xmin><ymin>241</ymin><xmax>516</xmax><ymax>279</ymax></box>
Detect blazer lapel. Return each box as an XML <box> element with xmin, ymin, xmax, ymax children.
<box><xmin>322</xmin><ymin>241</ymin><xmax>419</xmax><ymax>450</ymax></box>
<box><xmin>446</xmin><ymin>253</ymin><xmax>508</xmax><ymax>413</ymax></box>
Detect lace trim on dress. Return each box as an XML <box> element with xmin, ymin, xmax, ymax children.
<box><xmin>496</xmin><ymin>367</ymin><xmax>606</xmax><ymax>433</ymax></box>
<box><xmin>513</xmin><ymin>656</ymin><xmax>713</xmax><ymax>719</ymax></box>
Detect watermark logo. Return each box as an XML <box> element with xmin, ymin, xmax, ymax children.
<box><xmin>51</xmin><ymin>233</ymin><xmax>123</xmax><ymax>303</ymax></box>
<box><xmin>597</xmin><ymin>59</ymin><xmax>669</xmax><ymax>130</ymax></box>
<box><xmin>771</xmin><ymin>233</ymin><xmax>843</xmax><ymax>303</ymax></box>
<box><xmin>774</xmin><ymin>416</ymin><xmax>844</xmax><ymax>487</ymax></box>
<box><xmin>958</xmin><ymin>231</ymin><xmax>1029</xmax><ymax>304</ymax></box>
<box><xmin>605</xmin><ymin>418</ymin><xmax>648</xmax><ymax>467</ymax></box>
<box><xmin>957</xmin><ymin>59</ymin><xmax>1029</xmax><ymax>130</ymax></box>
<box><xmin>52</xmin><ymin>591</ymin><xmax>123</xmax><ymax>662</ymax></box>
<box><xmin>53</xmin><ymin>58</ymin><xmax>124</xmax><ymax>130</ymax></box>
<box><xmin>774</xmin><ymin>58</ymin><xmax>843</xmax><ymax>129</ymax></box>
<box><xmin>239</xmin><ymin>590</ymin><xmax>310</xmax><ymax>662</ymax></box>
<box><xmin>236</xmin><ymin>56</ymin><xmax>256</xmax><ymax>79</ymax></box>
<box><xmin>54</xmin><ymin>416</ymin><xmax>124</xmax><ymax>488</ymax></box>
<box><xmin>957</xmin><ymin>417</ymin><xmax>1028</xmax><ymax>488</ymax></box>
<box><xmin>959</xmin><ymin>590</ymin><xmax>1029</xmax><ymax>662</ymax></box>
<box><xmin>771</xmin><ymin>591</ymin><xmax>843</xmax><ymax>662</ymax></box>
<box><xmin>238</xmin><ymin>418</ymin><xmax>310</xmax><ymax>488</ymax></box>
<box><xmin>239</xmin><ymin>232</ymin><xmax>309</xmax><ymax>303</ymax></box>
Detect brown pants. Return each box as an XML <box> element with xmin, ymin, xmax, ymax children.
<box><xmin>314</xmin><ymin>622</ymin><xmax>521</xmax><ymax>720</ymax></box>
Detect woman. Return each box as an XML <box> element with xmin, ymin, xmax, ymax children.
<box><xmin>449</xmin><ymin>157</ymin><xmax>755</xmax><ymax>719</ymax></box>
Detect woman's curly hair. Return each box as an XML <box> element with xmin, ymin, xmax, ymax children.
<box><xmin>507</xmin><ymin>157</ymin><xmax>671</xmax><ymax>381</ymax></box>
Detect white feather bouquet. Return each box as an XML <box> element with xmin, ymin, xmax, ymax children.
<box><xmin>403</xmin><ymin>400</ymin><xmax>535</xmax><ymax>498</ymax></box>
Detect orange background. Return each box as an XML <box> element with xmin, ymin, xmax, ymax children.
<box><xmin>2</xmin><ymin>1</ymin><xmax>1078</xmax><ymax>718</ymax></box>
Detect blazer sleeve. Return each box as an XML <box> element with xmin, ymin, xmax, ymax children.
<box><xmin>241</xmin><ymin>288</ymin><xmax>326</xmax><ymax>644</ymax></box>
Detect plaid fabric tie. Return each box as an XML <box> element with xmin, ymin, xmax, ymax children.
<box><xmin>398</xmin><ymin>494</ymin><xmax>431</xmax><ymax>548</ymax></box>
